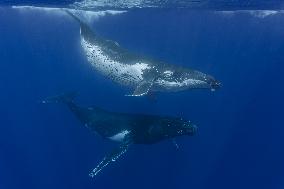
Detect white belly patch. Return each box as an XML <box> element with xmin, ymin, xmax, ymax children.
<box><xmin>81</xmin><ymin>37</ymin><xmax>150</xmax><ymax>86</ymax></box>
<box><xmin>108</xmin><ymin>130</ymin><xmax>130</xmax><ymax>142</ymax></box>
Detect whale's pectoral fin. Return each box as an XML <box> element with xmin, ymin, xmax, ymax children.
<box><xmin>171</xmin><ymin>139</ymin><xmax>180</xmax><ymax>150</ymax></box>
<box><xmin>89</xmin><ymin>139</ymin><xmax>132</xmax><ymax>177</ymax></box>
<box><xmin>127</xmin><ymin>80</ymin><xmax>154</xmax><ymax>97</ymax></box>
<box><xmin>133</xmin><ymin>81</ymin><xmax>153</xmax><ymax>96</ymax></box>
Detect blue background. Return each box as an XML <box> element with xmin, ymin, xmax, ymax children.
<box><xmin>0</xmin><ymin>7</ymin><xmax>284</xmax><ymax>189</ymax></box>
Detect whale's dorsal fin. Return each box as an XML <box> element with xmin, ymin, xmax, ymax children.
<box><xmin>89</xmin><ymin>137</ymin><xmax>132</xmax><ymax>177</ymax></box>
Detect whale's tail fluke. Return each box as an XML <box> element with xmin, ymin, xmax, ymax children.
<box><xmin>41</xmin><ymin>92</ymin><xmax>78</xmax><ymax>104</ymax></box>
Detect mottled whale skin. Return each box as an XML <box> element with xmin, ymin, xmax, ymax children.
<box><xmin>66</xmin><ymin>11</ymin><xmax>221</xmax><ymax>96</ymax></box>
<box><xmin>43</xmin><ymin>93</ymin><xmax>197</xmax><ymax>176</ymax></box>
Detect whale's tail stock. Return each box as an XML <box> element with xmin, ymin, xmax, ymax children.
<box><xmin>65</xmin><ymin>9</ymin><xmax>98</xmax><ymax>41</ymax></box>
<box><xmin>65</xmin><ymin>9</ymin><xmax>89</xmax><ymax>30</ymax></box>
<box><xmin>41</xmin><ymin>92</ymin><xmax>78</xmax><ymax>104</ymax></box>
<box><xmin>65</xmin><ymin>10</ymin><xmax>82</xmax><ymax>24</ymax></box>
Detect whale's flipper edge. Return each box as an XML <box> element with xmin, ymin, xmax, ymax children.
<box><xmin>171</xmin><ymin>139</ymin><xmax>180</xmax><ymax>150</ymax></box>
<box><xmin>89</xmin><ymin>138</ymin><xmax>132</xmax><ymax>177</ymax></box>
<box><xmin>126</xmin><ymin>80</ymin><xmax>154</xmax><ymax>97</ymax></box>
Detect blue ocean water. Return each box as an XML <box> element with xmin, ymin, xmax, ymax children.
<box><xmin>0</xmin><ymin>3</ymin><xmax>284</xmax><ymax>189</ymax></box>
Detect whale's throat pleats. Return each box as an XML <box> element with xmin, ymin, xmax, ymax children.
<box><xmin>81</xmin><ymin>37</ymin><xmax>151</xmax><ymax>87</ymax></box>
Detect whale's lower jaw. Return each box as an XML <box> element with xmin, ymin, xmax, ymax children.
<box><xmin>153</xmin><ymin>79</ymin><xmax>209</xmax><ymax>92</ymax></box>
<box><xmin>81</xmin><ymin>37</ymin><xmax>151</xmax><ymax>87</ymax></box>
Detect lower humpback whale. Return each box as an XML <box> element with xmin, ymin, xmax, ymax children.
<box><xmin>66</xmin><ymin>11</ymin><xmax>221</xmax><ymax>96</ymax></box>
<box><xmin>43</xmin><ymin>93</ymin><xmax>197</xmax><ymax>177</ymax></box>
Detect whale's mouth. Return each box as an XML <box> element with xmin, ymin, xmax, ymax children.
<box><xmin>188</xmin><ymin>124</ymin><xmax>198</xmax><ymax>135</ymax></box>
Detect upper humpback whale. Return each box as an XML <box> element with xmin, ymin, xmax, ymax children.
<box><xmin>43</xmin><ymin>93</ymin><xmax>197</xmax><ymax>177</ymax></box>
<box><xmin>66</xmin><ymin>11</ymin><xmax>221</xmax><ymax>96</ymax></box>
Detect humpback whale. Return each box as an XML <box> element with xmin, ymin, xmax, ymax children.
<box><xmin>66</xmin><ymin>11</ymin><xmax>221</xmax><ymax>96</ymax></box>
<box><xmin>43</xmin><ymin>93</ymin><xmax>197</xmax><ymax>177</ymax></box>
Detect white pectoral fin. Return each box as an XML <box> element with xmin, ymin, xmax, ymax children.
<box><xmin>89</xmin><ymin>139</ymin><xmax>132</xmax><ymax>177</ymax></box>
<box><xmin>126</xmin><ymin>80</ymin><xmax>154</xmax><ymax>97</ymax></box>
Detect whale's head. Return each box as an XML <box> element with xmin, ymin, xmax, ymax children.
<box><xmin>148</xmin><ymin>117</ymin><xmax>197</xmax><ymax>142</ymax></box>
<box><xmin>202</xmin><ymin>74</ymin><xmax>221</xmax><ymax>91</ymax></box>
<box><xmin>143</xmin><ymin>116</ymin><xmax>198</xmax><ymax>144</ymax></box>
<box><xmin>155</xmin><ymin>66</ymin><xmax>221</xmax><ymax>92</ymax></box>
<box><xmin>168</xmin><ymin>118</ymin><xmax>198</xmax><ymax>137</ymax></box>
